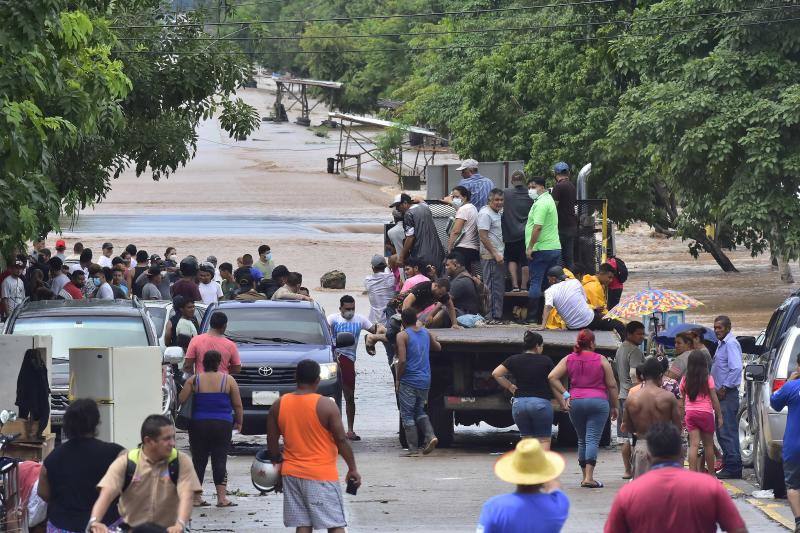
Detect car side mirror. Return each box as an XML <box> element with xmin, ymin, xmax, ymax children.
<box><xmin>335</xmin><ymin>332</ymin><xmax>355</xmax><ymax>349</ymax></box>
<box><xmin>745</xmin><ymin>363</ymin><xmax>767</xmax><ymax>383</ymax></box>
<box><xmin>163</xmin><ymin>346</ymin><xmax>184</xmax><ymax>365</ymax></box>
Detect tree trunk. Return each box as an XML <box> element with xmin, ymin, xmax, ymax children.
<box><xmin>778</xmin><ymin>255</ymin><xmax>794</xmax><ymax>283</ymax></box>
<box><xmin>693</xmin><ymin>233</ymin><xmax>739</xmax><ymax>272</ymax></box>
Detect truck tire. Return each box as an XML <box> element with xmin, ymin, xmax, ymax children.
<box><xmin>428</xmin><ymin>398</ymin><xmax>454</xmax><ymax>448</ymax></box>
<box><xmin>754</xmin><ymin>430</ymin><xmax>786</xmax><ymax>497</ymax></box>
<box><xmin>555</xmin><ymin>414</ymin><xmax>577</xmax><ymax>448</ymax></box>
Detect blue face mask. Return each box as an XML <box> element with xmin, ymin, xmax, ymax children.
<box><xmin>92</xmin><ymin>277</ymin><xmax>101</xmax><ymax>287</ymax></box>
<box><xmin>265</xmin><ymin>252</ymin><xmax>272</xmax><ymax>261</ymax></box>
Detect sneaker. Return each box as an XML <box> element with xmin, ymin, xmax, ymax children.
<box><xmin>716</xmin><ymin>470</ymin><xmax>742</xmax><ymax>480</ymax></box>
<box><xmin>422</xmin><ymin>437</ymin><xmax>439</xmax><ymax>455</ymax></box>
<box><xmin>714</xmin><ymin>459</ymin><xmax>724</xmax><ymax>472</ymax></box>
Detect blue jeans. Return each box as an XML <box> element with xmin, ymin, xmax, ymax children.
<box><xmin>398</xmin><ymin>382</ymin><xmax>429</xmax><ymax>426</ymax></box>
<box><xmin>569</xmin><ymin>398</ymin><xmax>609</xmax><ymax>465</ymax></box>
<box><xmin>716</xmin><ymin>389</ymin><xmax>742</xmax><ymax>474</ymax></box>
<box><xmin>512</xmin><ymin>397</ymin><xmax>554</xmax><ymax>438</ymax></box>
<box><xmin>527</xmin><ymin>250</ymin><xmax>562</xmax><ymax>321</ymax></box>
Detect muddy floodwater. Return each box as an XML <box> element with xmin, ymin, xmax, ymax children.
<box><xmin>58</xmin><ymin>81</ymin><xmax>796</xmax><ymax>334</ymax></box>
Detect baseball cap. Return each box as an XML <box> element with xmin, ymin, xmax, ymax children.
<box><xmin>389</xmin><ymin>193</ymin><xmax>412</xmax><ymax>208</ymax></box>
<box><xmin>13</xmin><ymin>255</ymin><xmax>26</xmax><ymax>268</ymax></box>
<box><xmin>546</xmin><ymin>266</ymin><xmax>566</xmax><ymax>281</ymax></box>
<box><xmin>206</xmin><ymin>255</ymin><xmax>218</xmax><ymax>265</ymax></box>
<box><xmin>55</xmin><ymin>239</ymin><xmax>66</xmax><ymax>250</ymax></box>
<box><xmin>102</xmin><ymin>242</ymin><xmax>114</xmax><ymax>250</ymax></box>
<box><xmin>456</xmin><ymin>158</ymin><xmax>479</xmax><ymax>171</ymax></box>
<box><xmin>149</xmin><ymin>254</ymin><xmax>162</xmax><ymax>263</ymax></box>
<box><xmin>371</xmin><ymin>254</ymin><xmax>387</xmax><ymax>268</ymax></box>
<box><xmin>147</xmin><ymin>266</ymin><xmax>162</xmax><ymax>277</ymax></box>
<box><xmin>554</xmin><ymin>162</ymin><xmax>570</xmax><ymax>174</ymax></box>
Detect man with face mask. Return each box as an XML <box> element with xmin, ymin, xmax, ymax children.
<box><xmin>525</xmin><ymin>176</ymin><xmax>562</xmax><ymax>324</ymax></box>
<box><xmin>327</xmin><ymin>295</ymin><xmax>379</xmax><ymax>441</ymax></box>
<box><xmin>254</xmin><ymin>244</ymin><xmax>275</xmax><ymax>279</ymax></box>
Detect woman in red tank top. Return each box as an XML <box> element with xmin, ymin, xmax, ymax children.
<box><xmin>548</xmin><ymin>329</ymin><xmax>619</xmax><ymax>488</ymax></box>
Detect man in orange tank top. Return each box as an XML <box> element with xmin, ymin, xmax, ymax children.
<box><xmin>267</xmin><ymin>359</ymin><xmax>362</xmax><ymax>532</ymax></box>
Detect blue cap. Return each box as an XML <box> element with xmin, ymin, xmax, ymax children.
<box><xmin>554</xmin><ymin>162</ymin><xmax>569</xmax><ymax>174</ymax></box>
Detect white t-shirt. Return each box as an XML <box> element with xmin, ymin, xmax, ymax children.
<box><xmin>98</xmin><ymin>256</ymin><xmax>113</xmax><ymax>268</ymax></box>
<box><xmin>50</xmin><ymin>273</ymin><xmax>70</xmax><ymax>296</ymax></box>
<box><xmin>387</xmin><ymin>221</ymin><xmax>406</xmax><ymax>254</ymax></box>
<box><xmin>454</xmin><ymin>203</ymin><xmax>479</xmax><ymax>251</ymax></box>
<box><xmin>544</xmin><ymin>278</ymin><xmax>594</xmax><ymax>329</ymax></box>
<box><xmin>198</xmin><ymin>281</ymin><xmax>223</xmax><ymax>305</ymax></box>
<box><xmin>95</xmin><ymin>282</ymin><xmax>114</xmax><ymax>300</ymax></box>
<box><xmin>1</xmin><ymin>276</ymin><xmax>26</xmax><ymax>314</ymax></box>
<box><xmin>364</xmin><ymin>272</ymin><xmax>396</xmax><ymax>325</ymax></box>
<box><xmin>477</xmin><ymin>206</ymin><xmax>504</xmax><ymax>259</ymax></box>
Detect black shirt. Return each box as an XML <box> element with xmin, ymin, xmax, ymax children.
<box><xmin>410</xmin><ymin>281</ymin><xmax>450</xmax><ymax>311</ymax></box>
<box><xmin>551</xmin><ymin>179</ymin><xmax>578</xmax><ymax>232</ymax></box>
<box><xmin>501</xmin><ymin>186</ymin><xmax>534</xmax><ymax>243</ymax></box>
<box><xmin>502</xmin><ymin>353</ymin><xmax>555</xmax><ymax>399</ymax></box>
<box><xmin>43</xmin><ymin>437</ymin><xmax>124</xmax><ymax>530</ymax></box>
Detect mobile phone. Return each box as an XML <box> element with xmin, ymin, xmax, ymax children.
<box><xmin>346</xmin><ymin>478</ymin><xmax>358</xmax><ymax>495</ymax></box>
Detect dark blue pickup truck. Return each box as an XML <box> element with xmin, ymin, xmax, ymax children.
<box><xmin>199</xmin><ymin>300</ymin><xmax>352</xmax><ymax>434</ymax></box>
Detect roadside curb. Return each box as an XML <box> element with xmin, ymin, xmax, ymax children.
<box><xmin>722</xmin><ymin>480</ymin><xmax>793</xmax><ymax>530</ymax></box>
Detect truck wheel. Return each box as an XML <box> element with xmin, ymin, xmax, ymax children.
<box><xmin>738</xmin><ymin>405</ymin><xmax>754</xmax><ymax>468</ymax></box>
<box><xmin>428</xmin><ymin>398</ymin><xmax>454</xmax><ymax>448</ymax></box>
<box><xmin>556</xmin><ymin>414</ymin><xmax>577</xmax><ymax>448</ymax></box>
<box><xmin>754</xmin><ymin>430</ymin><xmax>785</xmax><ymax>496</ymax></box>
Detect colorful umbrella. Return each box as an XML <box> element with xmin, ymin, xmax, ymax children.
<box><xmin>606</xmin><ymin>289</ymin><xmax>703</xmax><ymax>320</ymax></box>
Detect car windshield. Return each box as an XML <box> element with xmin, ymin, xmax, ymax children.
<box><xmin>12</xmin><ymin>316</ymin><xmax>150</xmax><ymax>359</ymax></box>
<box><xmin>214</xmin><ymin>308</ymin><xmax>326</xmax><ymax>345</ymax></box>
<box><xmin>146</xmin><ymin>308</ymin><xmax>167</xmax><ymax>335</ymax></box>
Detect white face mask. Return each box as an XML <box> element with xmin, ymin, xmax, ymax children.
<box><xmin>342</xmin><ymin>310</ymin><xmax>355</xmax><ymax>320</ymax></box>
<box><xmin>528</xmin><ymin>189</ymin><xmax>539</xmax><ymax>201</ymax></box>
<box><xmin>452</xmin><ymin>197</ymin><xmax>463</xmax><ymax>208</ymax></box>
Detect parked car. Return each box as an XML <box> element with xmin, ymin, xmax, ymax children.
<box><xmin>2</xmin><ymin>299</ymin><xmax>182</xmax><ymax>433</ymax></box>
<box><xmin>741</xmin><ymin>290</ymin><xmax>800</xmax><ymax>496</ymax></box>
<box><xmin>142</xmin><ymin>300</ymin><xmax>207</xmax><ymax>347</ymax></box>
<box><xmin>194</xmin><ymin>299</ymin><xmax>353</xmax><ymax>434</ymax></box>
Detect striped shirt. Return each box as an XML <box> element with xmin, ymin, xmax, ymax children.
<box><xmin>459</xmin><ymin>173</ymin><xmax>494</xmax><ymax>211</ymax></box>
<box><xmin>327</xmin><ymin>313</ymin><xmax>373</xmax><ymax>361</ymax></box>
<box><xmin>544</xmin><ymin>278</ymin><xmax>594</xmax><ymax>329</ymax></box>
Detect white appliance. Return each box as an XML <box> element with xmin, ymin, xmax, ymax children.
<box><xmin>69</xmin><ymin>347</ymin><xmax>162</xmax><ymax>449</ymax></box>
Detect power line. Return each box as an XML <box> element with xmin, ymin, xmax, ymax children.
<box><xmin>113</xmin><ymin>15</ymin><xmax>800</xmax><ymax>56</ymax></box>
<box><xmin>114</xmin><ymin>4</ymin><xmax>800</xmax><ymax>42</ymax></box>
<box><xmin>110</xmin><ymin>0</ymin><xmax>618</xmax><ymax>29</ymax></box>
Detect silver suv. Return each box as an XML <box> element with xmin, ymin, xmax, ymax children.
<box><xmin>744</xmin><ymin>325</ymin><xmax>800</xmax><ymax>494</ymax></box>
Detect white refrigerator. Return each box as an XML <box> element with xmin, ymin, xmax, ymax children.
<box><xmin>69</xmin><ymin>347</ymin><xmax>162</xmax><ymax>449</ymax></box>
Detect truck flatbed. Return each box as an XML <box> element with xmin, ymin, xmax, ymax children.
<box><xmin>432</xmin><ymin>326</ymin><xmax>619</xmax><ymax>353</ymax></box>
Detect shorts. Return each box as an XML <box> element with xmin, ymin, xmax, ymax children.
<box><xmin>783</xmin><ymin>459</ymin><xmax>800</xmax><ymax>490</ymax></box>
<box><xmin>685</xmin><ymin>410</ymin><xmax>715</xmax><ymax>434</ymax></box>
<box><xmin>504</xmin><ymin>239</ymin><xmax>526</xmax><ymax>265</ymax></box>
<box><xmin>617</xmin><ymin>399</ymin><xmax>630</xmax><ymax>440</ymax></box>
<box><xmin>632</xmin><ymin>439</ymin><xmax>651</xmax><ymax>479</ymax></box>
<box><xmin>512</xmin><ymin>396</ymin><xmax>554</xmax><ymax>438</ymax></box>
<box><xmin>337</xmin><ymin>354</ymin><xmax>355</xmax><ymax>391</ymax></box>
<box><xmin>282</xmin><ymin>475</ymin><xmax>346</xmax><ymax>530</ymax></box>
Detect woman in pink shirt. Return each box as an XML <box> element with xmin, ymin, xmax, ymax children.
<box><xmin>680</xmin><ymin>350</ymin><xmax>723</xmax><ymax>476</ymax></box>
<box><xmin>549</xmin><ymin>329</ymin><xmax>618</xmax><ymax>488</ymax></box>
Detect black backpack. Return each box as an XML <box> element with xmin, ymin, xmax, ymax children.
<box><xmin>610</xmin><ymin>256</ymin><xmax>629</xmax><ymax>283</ymax></box>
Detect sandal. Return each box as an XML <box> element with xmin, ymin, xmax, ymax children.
<box><xmin>194</xmin><ymin>500</ymin><xmax>211</xmax><ymax>507</ymax></box>
<box><xmin>621</xmin><ymin>473</ymin><xmax>632</xmax><ymax>480</ymax></box>
<box><xmin>580</xmin><ymin>480</ymin><xmax>604</xmax><ymax>488</ymax></box>
<box><xmin>217</xmin><ymin>501</ymin><xmax>238</xmax><ymax>508</ymax></box>
<box><xmin>346</xmin><ymin>432</ymin><xmax>362</xmax><ymax>441</ymax></box>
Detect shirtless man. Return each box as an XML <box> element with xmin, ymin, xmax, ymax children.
<box><xmin>621</xmin><ymin>356</ymin><xmax>682</xmax><ymax>478</ymax></box>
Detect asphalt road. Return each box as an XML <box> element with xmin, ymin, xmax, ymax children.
<box><xmin>181</xmin><ymin>329</ymin><xmax>792</xmax><ymax>533</ymax></box>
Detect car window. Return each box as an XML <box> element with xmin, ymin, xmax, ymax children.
<box><xmin>763</xmin><ymin>304</ymin><xmax>787</xmax><ymax>349</ymax></box>
<box><xmin>778</xmin><ymin>331</ymin><xmax>800</xmax><ymax>378</ymax></box>
<box><xmin>147</xmin><ymin>308</ymin><xmax>167</xmax><ymax>335</ymax></box>
<box><xmin>212</xmin><ymin>308</ymin><xmax>327</xmax><ymax>345</ymax></box>
<box><xmin>12</xmin><ymin>316</ymin><xmax>150</xmax><ymax>359</ymax></box>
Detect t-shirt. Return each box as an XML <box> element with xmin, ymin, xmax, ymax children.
<box><xmin>670</xmin><ymin>349</ymin><xmax>713</xmax><ymax>377</ymax></box>
<box><xmin>454</xmin><ymin>203</ymin><xmax>480</xmax><ymax>251</ymax></box>
<box><xmin>132</xmin><ymin>266</ymin><xmax>149</xmax><ymax>297</ymax></box>
<box><xmin>198</xmin><ymin>281</ymin><xmax>223</xmax><ymax>305</ymax></box>
<box><xmin>400</xmin><ymin>273</ymin><xmax>429</xmax><ymax>293</ymax></box>
<box><xmin>551</xmin><ymin>178</ymin><xmax>577</xmax><ymax>233</ymax></box>
<box><xmin>171</xmin><ymin>278</ymin><xmax>201</xmax><ymax>301</ymax></box>
<box><xmin>401</xmin><ymin>326</ymin><xmax>432</xmax><ymax>389</ymax></box>
<box><xmin>680</xmin><ymin>375</ymin><xmax>715</xmax><ymax>413</ymax></box>
<box><xmin>544</xmin><ymin>279</ymin><xmax>593</xmax><ymax>329</ymax></box>
<box><xmin>1</xmin><ymin>275</ymin><xmax>25</xmax><ymax>315</ymax></box>
<box><xmin>327</xmin><ymin>313</ymin><xmax>372</xmax><ymax>361</ymax></box>
<box><xmin>604</xmin><ymin>466</ymin><xmax>745</xmax><ymax>533</ymax></box>
<box><xmin>524</xmin><ymin>192</ymin><xmax>561</xmax><ymax>252</ymax></box>
<box><xmin>176</xmin><ymin>317</ymin><xmax>198</xmax><ymax>338</ymax></box>
<box><xmin>364</xmin><ymin>272</ymin><xmax>396</xmax><ymax>325</ymax></box>
<box><xmin>403</xmin><ymin>203</ymin><xmax>445</xmax><ymax>269</ymax></box>
<box><xmin>60</xmin><ymin>282</ymin><xmax>83</xmax><ymax>300</ymax></box>
<box><xmin>501</xmin><ymin>186</ymin><xmax>533</xmax><ymax>243</ymax></box>
<box><xmin>43</xmin><ymin>437</ymin><xmax>124</xmax><ymax>530</ymax></box>
<box><xmin>771</xmin><ymin>379</ymin><xmax>800</xmax><ymax>462</ymax></box>
<box><xmin>97</xmin><ymin>256</ymin><xmax>113</xmax><ymax>268</ymax></box>
<box><xmin>410</xmin><ymin>281</ymin><xmax>450</xmax><ymax>312</ymax></box>
<box><xmin>450</xmin><ymin>272</ymin><xmax>480</xmax><ymax>315</ymax></box>
<box><xmin>254</xmin><ymin>258</ymin><xmax>275</xmax><ymax>280</ymax></box>
<box><xmin>185</xmin><ymin>333</ymin><xmax>241</xmax><ymax>373</ymax></box>
<box><xmin>141</xmin><ymin>282</ymin><xmax>162</xmax><ymax>300</ymax></box>
<box><xmin>616</xmin><ymin>341</ymin><xmax>644</xmax><ymax>399</ymax></box>
<box><xmin>49</xmin><ymin>273</ymin><xmax>70</xmax><ymax>296</ymax></box>
<box><xmin>271</xmin><ymin>286</ymin><xmax>304</xmax><ymax>300</ymax></box>
<box><xmin>387</xmin><ymin>221</ymin><xmax>406</xmax><ymax>255</ymax></box>
<box><xmin>502</xmin><ymin>353</ymin><xmax>554</xmax><ymax>400</ymax></box>
<box><xmin>477</xmin><ymin>206</ymin><xmax>504</xmax><ymax>259</ymax></box>
<box><xmin>95</xmin><ymin>282</ymin><xmax>114</xmax><ymax>300</ymax></box>
<box><xmin>478</xmin><ymin>491</ymin><xmax>569</xmax><ymax>533</ymax></box>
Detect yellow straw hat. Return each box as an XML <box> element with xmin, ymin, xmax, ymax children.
<box><xmin>494</xmin><ymin>439</ymin><xmax>565</xmax><ymax>485</ymax></box>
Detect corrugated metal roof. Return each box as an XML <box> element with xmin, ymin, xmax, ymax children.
<box><xmin>328</xmin><ymin>112</ymin><xmax>438</xmax><ymax>137</ymax></box>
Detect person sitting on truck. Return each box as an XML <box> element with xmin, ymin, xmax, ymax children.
<box><xmin>400</xmin><ymin>258</ymin><xmax>430</xmax><ymax>293</ymax></box>
<box><xmin>581</xmin><ymin>263</ymin><xmax>615</xmax><ymax>314</ymax></box>
<box><xmin>271</xmin><ymin>272</ymin><xmax>312</xmax><ymax>302</ymax></box>
<box><xmin>402</xmin><ymin>278</ymin><xmax>459</xmax><ymax>329</ymax></box>
<box><xmin>492</xmin><ymin>331</ymin><xmax>556</xmax><ymax>449</ymax></box>
<box><xmin>391</xmin><ymin>193</ymin><xmax>445</xmax><ymax>272</ymax></box>
<box><xmin>445</xmin><ymin>252</ymin><xmax>481</xmax><ymax>316</ymax></box>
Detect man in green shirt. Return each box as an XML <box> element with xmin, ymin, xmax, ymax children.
<box><xmin>525</xmin><ymin>176</ymin><xmax>562</xmax><ymax>324</ymax></box>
